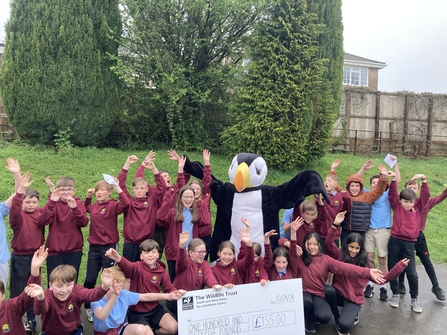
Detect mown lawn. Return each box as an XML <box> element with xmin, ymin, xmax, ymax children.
<box><xmin>1</xmin><ymin>142</ymin><xmax>446</xmax><ymax>292</ymax></box>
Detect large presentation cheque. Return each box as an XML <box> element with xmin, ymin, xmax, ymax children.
<box><xmin>177</xmin><ymin>278</ymin><xmax>304</xmax><ymax>335</ymax></box>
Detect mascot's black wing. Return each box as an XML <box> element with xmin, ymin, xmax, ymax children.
<box><xmin>275</xmin><ymin>170</ymin><xmax>329</xmax><ymax>209</ymax></box>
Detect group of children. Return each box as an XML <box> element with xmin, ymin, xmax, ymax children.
<box><xmin>0</xmin><ymin>152</ymin><xmax>445</xmax><ymax>335</ymax></box>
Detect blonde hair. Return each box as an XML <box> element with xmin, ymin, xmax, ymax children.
<box><xmin>95</xmin><ymin>180</ymin><xmax>113</xmax><ymax>192</ymax></box>
<box><xmin>109</xmin><ymin>266</ymin><xmax>125</xmax><ymax>282</ymax></box>
<box><xmin>300</xmin><ymin>201</ymin><xmax>317</xmax><ymax>214</ymax></box>
<box><xmin>56</xmin><ymin>176</ymin><xmax>75</xmax><ymax>188</ymax></box>
<box><xmin>49</xmin><ymin>264</ymin><xmax>77</xmax><ymax>283</ymax></box>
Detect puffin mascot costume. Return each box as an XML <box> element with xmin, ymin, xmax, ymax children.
<box><xmin>184</xmin><ymin>153</ymin><xmax>329</xmax><ymax>261</ymax></box>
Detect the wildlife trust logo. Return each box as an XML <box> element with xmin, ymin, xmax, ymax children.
<box><xmin>182</xmin><ymin>296</ymin><xmax>194</xmax><ymax>311</ymax></box>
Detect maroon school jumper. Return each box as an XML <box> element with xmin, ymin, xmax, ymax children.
<box><xmin>297</xmin><ymin>253</ymin><xmax>371</xmax><ymax>298</ymax></box>
<box><xmin>238</xmin><ymin>242</ymin><xmax>269</xmax><ymax>284</ymax></box>
<box><xmin>212</xmin><ymin>246</ymin><xmax>254</xmax><ymax>285</ymax></box>
<box><xmin>10</xmin><ymin>193</ymin><xmax>54</xmax><ymax>255</ymax></box>
<box><xmin>118</xmin><ymin>257</ymin><xmax>176</xmax><ymax>313</ymax></box>
<box><xmin>315</xmin><ymin>191</ymin><xmax>344</xmax><ymax>239</ymax></box>
<box><xmin>156</xmin><ymin>192</ymin><xmax>208</xmax><ymax>262</ymax></box>
<box><xmin>389</xmin><ymin>180</ymin><xmax>429</xmax><ymax>242</ymax></box>
<box><xmin>0</xmin><ymin>274</ymin><xmax>41</xmax><ymax>335</ymax></box>
<box><xmin>135</xmin><ymin>164</ymin><xmax>185</xmax><ymax>199</ymax></box>
<box><xmin>173</xmin><ymin>246</ymin><xmax>218</xmax><ymax>290</ymax></box>
<box><xmin>264</xmin><ymin>239</ymin><xmax>298</xmax><ymax>281</ymax></box>
<box><xmin>326</xmin><ymin>226</ymin><xmax>406</xmax><ymax>305</ymax></box>
<box><xmin>41</xmin><ymin>197</ymin><xmax>88</xmax><ymax>256</ymax></box>
<box><xmin>35</xmin><ymin>284</ymin><xmax>108</xmax><ymax>335</ymax></box>
<box><xmin>85</xmin><ymin>192</ymin><xmax>130</xmax><ymax>245</ymax></box>
<box><xmin>118</xmin><ymin>169</ymin><xmax>166</xmax><ymax>243</ymax></box>
<box><xmin>418</xmin><ymin>188</ymin><xmax>447</xmax><ymax>232</ymax></box>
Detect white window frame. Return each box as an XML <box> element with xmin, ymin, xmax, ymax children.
<box><xmin>343</xmin><ymin>66</ymin><xmax>368</xmax><ymax>86</ymax></box>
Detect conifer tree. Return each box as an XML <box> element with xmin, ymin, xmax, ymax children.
<box><xmin>222</xmin><ymin>0</ymin><xmax>329</xmax><ymax>170</ymax></box>
<box><xmin>305</xmin><ymin>0</ymin><xmax>344</xmax><ymax>158</ymax></box>
<box><xmin>0</xmin><ymin>0</ymin><xmax>121</xmax><ymax>146</ymax></box>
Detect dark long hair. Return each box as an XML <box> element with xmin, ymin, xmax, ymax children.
<box><xmin>341</xmin><ymin>233</ymin><xmax>368</xmax><ymax>268</ymax></box>
<box><xmin>302</xmin><ymin>232</ymin><xmax>323</xmax><ymax>266</ymax></box>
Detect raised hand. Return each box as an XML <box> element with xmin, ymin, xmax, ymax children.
<box><xmin>101</xmin><ymin>268</ymin><xmax>114</xmax><ymax>289</ymax></box>
<box><xmin>179</xmin><ymin>231</ymin><xmax>190</xmax><ymax>247</ymax></box>
<box><xmin>411</xmin><ymin>174</ymin><xmax>426</xmax><ymax>181</ymax></box>
<box><xmin>19</xmin><ymin>172</ymin><xmax>34</xmax><ymax>190</ymax></box>
<box><xmin>240</xmin><ymin>217</ymin><xmax>250</xmax><ymax>234</ymax></box>
<box><xmin>65</xmin><ymin>196</ymin><xmax>77</xmax><ymax>208</ymax></box>
<box><xmin>203</xmin><ymin>149</ymin><xmax>211</xmax><ymax>165</ymax></box>
<box><xmin>264</xmin><ymin>229</ymin><xmax>277</xmax><ymax>245</ymax></box>
<box><xmin>178</xmin><ymin>156</ymin><xmax>186</xmax><ymax>171</ymax></box>
<box><xmin>31</xmin><ymin>246</ymin><xmax>48</xmax><ymax>271</ymax></box>
<box><xmin>50</xmin><ymin>188</ymin><xmax>61</xmax><ymax>202</ymax></box>
<box><xmin>378</xmin><ymin>164</ymin><xmax>388</xmax><ymax>177</ymax></box>
<box><xmin>110</xmin><ymin>280</ymin><xmax>122</xmax><ymax>296</ymax></box>
<box><xmin>25</xmin><ymin>284</ymin><xmax>44</xmax><ymax>299</ymax></box>
<box><xmin>362</xmin><ymin>159</ymin><xmax>374</xmax><ymax>171</ymax></box>
<box><xmin>144</xmin><ymin>150</ymin><xmax>156</xmax><ymax>162</ymax></box>
<box><xmin>5</xmin><ymin>157</ymin><xmax>20</xmax><ymax>174</ymax></box>
<box><xmin>168</xmin><ymin>149</ymin><xmax>181</xmax><ymax>161</ymax></box>
<box><xmin>142</xmin><ymin>160</ymin><xmax>156</xmax><ymax>170</ymax></box>
<box><xmin>45</xmin><ymin>176</ymin><xmax>55</xmax><ymax>192</ymax></box>
<box><xmin>127</xmin><ymin>155</ymin><xmax>139</xmax><ymax>165</ymax></box>
<box><xmin>238</xmin><ymin>226</ymin><xmax>252</xmax><ymax>246</ymax></box>
<box><xmin>330</xmin><ymin>159</ymin><xmax>340</xmax><ymax>172</ymax></box>
<box><xmin>105</xmin><ymin>248</ymin><xmax>121</xmax><ymax>262</ymax></box>
<box><xmin>290</xmin><ymin>217</ymin><xmax>304</xmax><ymax>232</ymax></box>
<box><xmin>333</xmin><ymin>211</ymin><xmax>346</xmax><ymax>226</ymax></box>
<box><xmin>86</xmin><ymin>188</ymin><xmax>95</xmax><ymax>198</ymax></box>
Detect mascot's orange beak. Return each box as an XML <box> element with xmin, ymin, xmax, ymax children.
<box><xmin>234</xmin><ymin>162</ymin><xmax>252</xmax><ymax>192</ymax></box>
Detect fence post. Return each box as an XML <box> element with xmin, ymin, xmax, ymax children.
<box><xmin>374</xmin><ymin>92</ymin><xmax>381</xmax><ymax>152</ymax></box>
<box><xmin>402</xmin><ymin>94</ymin><xmax>409</xmax><ymax>154</ymax></box>
<box><xmin>379</xmin><ymin>131</ymin><xmax>383</xmax><ymax>154</ymax></box>
<box><xmin>426</xmin><ymin>95</ymin><xmax>433</xmax><ymax>156</ymax></box>
<box><xmin>354</xmin><ymin>130</ymin><xmax>358</xmax><ymax>156</ymax></box>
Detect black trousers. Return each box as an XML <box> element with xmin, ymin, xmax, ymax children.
<box><xmin>399</xmin><ymin>231</ymin><xmax>439</xmax><ymax>288</ymax></box>
<box><xmin>46</xmin><ymin>251</ymin><xmax>83</xmax><ymax>286</ymax></box>
<box><xmin>388</xmin><ymin>236</ymin><xmax>418</xmax><ymax>298</ymax></box>
<box><xmin>303</xmin><ymin>291</ymin><xmax>333</xmax><ymax>328</ymax></box>
<box><xmin>10</xmin><ymin>253</ymin><xmax>35</xmax><ymax>321</ymax></box>
<box><xmin>325</xmin><ymin>285</ymin><xmax>361</xmax><ymax>333</ymax></box>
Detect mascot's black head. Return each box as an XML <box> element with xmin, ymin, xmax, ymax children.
<box><xmin>228</xmin><ymin>153</ymin><xmax>268</xmax><ymax>192</ymax></box>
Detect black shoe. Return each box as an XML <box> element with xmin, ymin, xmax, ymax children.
<box><xmin>364</xmin><ymin>284</ymin><xmax>374</xmax><ymax>298</ymax></box>
<box><xmin>399</xmin><ymin>282</ymin><xmax>406</xmax><ymax>294</ymax></box>
<box><xmin>432</xmin><ymin>287</ymin><xmax>446</xmax><ymax>301</ymax></box>
<box><xmin>335</xmin><ymin>323</ymin><xmax>350</xmax><ymax>335</ymax></box>
<box><xmin>379</xmin><ymin>287</ymin><xmax>388</xmax><ymax>301</ymax></box>
<box><xmin>305</xmin><ymin>323</ymin><xmax>316</xmax><ymax>333</ymax></box>
<box><xmin>24</xmin><ymin>320</ymin><xmax>36</xmax><ymax>335</ymax></box>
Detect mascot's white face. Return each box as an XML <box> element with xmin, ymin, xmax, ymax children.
<box><xmin>228</xmin><ymin>153</ymin><xmax>268</xmax><ymax>192</ymax></box>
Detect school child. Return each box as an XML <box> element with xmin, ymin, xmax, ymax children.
<box><xmin>387</xmin><ymin>172</ymin><xmax>429</xmax><ymax>312</ymax></box>
<box><xmin>398</xmin><ymin>178</ymin><xmax>445</xmax><ymax>300</ymax></box>
<box><xmin>43</xmin><ymin>176</ymin><xmax>89</xmax><ymax>284</ymax></box>
<box><xmin>357</xmin><ymin>156</ymin><xmax>400</xmax><ymax>300</ymax></box>
<box><xmin>156</xmin><ymin>183</ymin><xmax>207</xmax><ymax>282</ymax></box>
<box><xmin>83</xmin><ymin>177</ymin><xmax>130</xmax><ymax>322</ymax></box>
<box><xmin>31</xmin><ymin>265</ymin><xmax>114</xmax><ymax>335</ymax></box>
<box><xmin>297</xmin><ymin>231</ymin><xmax>385</xmax><ymax>333</ymax></box>
<box><xmin>185</xmin><ymin>149</ymin><xmax>213</xmax><ymax>259</ymax></box>
<box><xmin>0</xmin><ymin>245</ymin><xmax>47</xmax><ymax>335</ymax></box>
<box><xmin>0</xmin><ymin>158</ymin><xmax>21</xmax><ymax>287</ymax></box>
<box><xmin>166</xmin><ymin>232</ymin><xmax>221</xmax><ymax>315</ymax></box>
<box><xmin>212</xmin><ymin>218</ymin><xmax>254</xmax><ymax>287</ymax></box>
<box><xmin>118</xmin><ymin>155</ymin><xmax>166</xmax><ymax>262</ymax></box>
<box><xmin>91</xmin><ymin>266</ymin><xmax>184</xmax><ymax>335</ymax></box>
<box><xmin>264</xmin><ymin>217</ymin><xmax>303</xmax><ymax>281</ymax></box>
<box><xmin>279</xmin><ymin>208</ymin><xmax>293</xmax><ymax>239</ymax></box>
<box><xmin>338</xmin><ymin>164</ymin><xmax>389</xmax><ymax>245</ymax></box>
<box><xmin>8</xmin><ymin>171</ymin><xmax>57</xmax><ymax>333</ymax></box>
<box><xmin>105</xmin><ymin>240</ymin><xmax>179</xmax><ymax>335</ymax></box>
<box><xmin>292</xmin><ymin>197</ymin><xmax>326</xmax><ymax>247</ymax></box>
<box><xmin>324</xmin><ymin>211</ymin><xmax>408</xmax><ymax>335</ymax></box>
<box><xmin>135</xmin><ymin>150</ymin><xmax>186</xmax><ymax>258</ymax></box>
<box><xmin>238</xmin><ymin>241</ymin><xmax>269</xmax><ymax>285</ymax></box>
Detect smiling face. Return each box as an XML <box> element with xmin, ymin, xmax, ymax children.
<box><xmin>218</xmin><ymin>247</ymin><xmax>235</xmax><ymax>266</ymax></box>
<box><xmin>132</xmin><ymin>181</ymin><xmax>148</xmax><ymax>198</ymax></box>
<box><xmin>140</xmin><ymin>249</ymin><xmax>159</xmax><ymax>267</ymax></box>
<box><xmin>190</xmin><ymin>183</ymin><xmax>202</xmax><ymax>199</ymax></box>
<box><xmin>50</xmin><ymin>281</ymin><xmax>74</xmax><ymax>301</ymax></box>
<box><xmin>181</xmin><ymin>190</ymin><xmax>195</xmax><ymax>208</ymax></box>
<box><xmin>348</xmin><ymin>241</ymin><xmax>361</xmax><ymax>258</ymax></box>
<box><xmin>348</xmin><ymin>181</ymin><xmax>361</xmax><ymax>197</ymax></box>
<box><xmin>305</xmin><ymin>237</ymin><xmax>320</xmax><ymax>256</ymax></box>
<box><xmin>302</xmin><ymin>210</ymin><xmax>317</xmax><ymax>224</ymax></box>
<box><xmin>400</xmin><ymin>198</ymin><xmax>415</xmax><ymax>211</ymax></box>
<box><xmin>274</xmin><ymin>256</ymin><xmax>288</xmax><ymax>272</ymax></box>
<box><xmin>22</xmin><ymin>196</ymin><xmax>39</xmax><ymax>213</ymax></box>
<box><xmin>189</xmin><ymin>245</ymin><xmax>207</xmax><ymax>264</ymax></box>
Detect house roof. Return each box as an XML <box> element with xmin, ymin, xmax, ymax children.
<box><xmin>344</xmin><ymin>52</ymin><xmax>387</xmax><ymax>69</ymax></box>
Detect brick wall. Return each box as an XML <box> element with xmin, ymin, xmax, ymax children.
<box><xmin>368</xmin><ymin>68</ymin><xmax>379</xmax><ymax>91</ymax></box>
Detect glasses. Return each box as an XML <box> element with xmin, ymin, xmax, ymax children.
<box><xmin>60</xmin><ymin>188</ymin><xmax>74</xmax><ymax>193</ymax></box>
<box><xmin>192</xmin><ymin>250</ymin><xmax>207</xmax><ymax>255</ymax></box>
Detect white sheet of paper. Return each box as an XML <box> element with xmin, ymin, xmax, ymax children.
<box><xmin>103</xmin><ymin>173</ymin><xmax>117</xmax><ymax>185</ymax></box>
<box><xmin>178</xmin><ymin>279</ymin><xmax>305</xmax><ymax>335</ymax></box>
<box><xmin>384</xmin><ymin>154</ymin><xmax>396</xmax><ymax>168</ymax></box>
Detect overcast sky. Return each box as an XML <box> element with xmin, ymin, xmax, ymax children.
<box><xmin>1</xmin><ymin>0</ymin><xmax>446</xmax><ymax>93</ymax></box>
